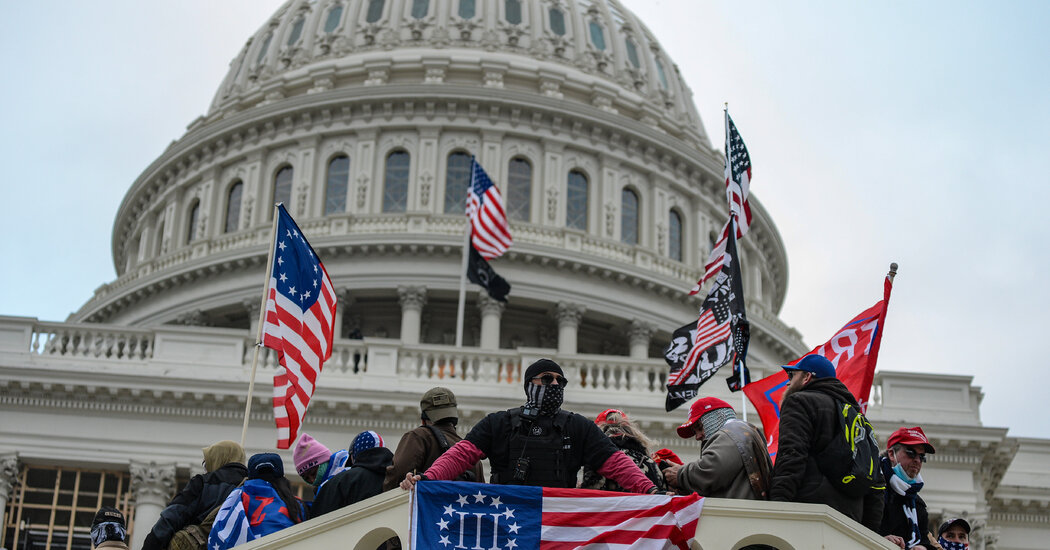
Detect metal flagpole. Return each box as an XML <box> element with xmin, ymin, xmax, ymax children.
<box><xmin>724</xmin><ymin>105</ymin><xmax>749</xmax><ymax>422</ymax></box>
<box><xmin>240</xmin><ymin>203</ymin><xmax>282</xmax><ymax>447</ymax></box>
<box><xmin>454</xmin><ymin>225</ymin><xmax>470</xmax><ymax>347</ymax></box>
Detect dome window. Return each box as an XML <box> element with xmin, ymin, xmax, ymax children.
<box><xmin>411</xmin><ymin>0</ymin><xmax>429</xmax><ymax>19</ymax></box>
<box><xmin>566</xmin><ymin>170</ymin><xmax>589</xmax><ymax>231</ymax></box>
<box><xmin>625</xmin><ymin>38</ymin><xmax>641</xmax><ymax>69</ymax></box>
<box><xmin>458</xmin><ymin>0</ymin><xmax>475</xmax><ymax>19</ymax></box>
<box><xmin>655</xmin><ymin>59</ymin><xmax>669</xmax><ymax>90</ymax></box>
<box><xmin>669</xmin><ymin>209</ymin><xmax>683</xmax><ymax>261</ymax></box>
<box><xmin>255</xmin><ymin>33</ymin><xmax>272</xmax><ymax>66</ymax></box>
<box><xmin>272</xmin><ymin>166</ymin><xmax>293</xmax><ymax>216</ymax></box>
<box><xmin>548</xmin><ymin>8</ymin><xmax>565</xmax><ymax>36</ymax></box>
<box><xmin>324</xmin><ymin>5</ymin><xmax>344</xmax><ymax>33</ymax></box>
<box><xmin>621</xmin><ymin>189</ymin><xmax>639</xmax><ymax>245</ymax></box>
<box><xmin>383</xmin><ymin>151</ymin><xmax>410</xmax><ymax>213</ymax></box>
<box><xmin>443</xmin><ymin>152</ymin><xmax>472</xmax><ymax>214</ymax></box>
<box><xmin>186</xmin><ymin>200</ymin><xmax>201</xmax><ymax>244</ymax></box>
<box><xmin>507</xmin><ymin>157</ymin><xmax>531</xmax><ymax>222</ymax></box>
<box><xmin>325</xmin><ymin>155</ymin><xmax>350</xmax><ymax>215</ymax></box>
<box><xmin>504</xmin><ymin>0</ymin><xmax>522</xmax><ymax>25</ymax></box>
<box><xmin>287</xmin><ymin>16</ymin><xmax>305</xmax><ymax>46</ymax></box>
<box><xmin>589</xmin><ymin>21</ymin><xmax>606</xmax><ymax>51</ymax></box>
<box><xmin>225</xmin><ymin>181</ymin><xmax>243</xmax><ymax>233</ymax></box>
<box><xmin>366</xmin><ymin>0</ymin><xmax>385</xmax><ymax>23</ymax></box>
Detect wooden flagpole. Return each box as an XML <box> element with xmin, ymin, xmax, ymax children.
<box><xmin>240</xmin><ymin>203</ymin><xmax>282</xmax><ymax>447</ymax></box>
<box><xmin>724</xmin><ymin>104</ymin><xmax>750</xmax><ymax>422</ymax></box>
<box><xmin>454</xmin><ymin>223</ymin><xmax>470</xmax><ymax>347</ymax></box>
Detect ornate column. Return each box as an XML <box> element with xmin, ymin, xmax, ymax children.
<box><xmin>555</xmin><ymin>302</ymin><xmax>586</xmax><ymax>355</ymax></box>
<box><xmin>628</xmin><ymin>320</ymin><xmax>653</xmax><ymax>359</ymax></box>
<box><xmin>129</xmin><ymin>461</ymin><xmax>176</xmax><ymax>550</ymax></box>
<box><xmin>398</xmin><ymin>286</ymin><xmax>427</xmax><ymax>345</ymax></box>
<box><xmin>333</xmin><ymin>289</ymin><xmax>353</xmax><ymax>339</ymax></box>
<box><xmin>0</xmin><ymin>453</ymin><xmax>19</xmax><ymax>534</ymax></box>
<box><xmin>242</xmin><ymin>298</ymin><xmax>262</xmax><ymax>338</ymax></box>
<box><xmin>478</xmin><ymin>294</ymin><xmax>505</xmax><ymax>350</ymax></box>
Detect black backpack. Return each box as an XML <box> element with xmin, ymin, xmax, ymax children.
<box><xmin>817</xmin><ymin>400</ymin><xmax>884</xmax><ymax>497</ymax></box>
<box><xmin>425</xmin><ymin>425</ymin><xmax>477</xmax><ymax>482</ymax></box>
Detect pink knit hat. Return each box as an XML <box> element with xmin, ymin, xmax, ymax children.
<box><xmin>292</xmin><ymin>433</ymin><xmax>331</xmax><ymax>476</ymax></box>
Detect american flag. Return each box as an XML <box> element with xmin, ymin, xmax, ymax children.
<box><xmin>262</xmin><ymin>205</ymin><xmax>337</xmax><ymax>449</ymax></box>
<box><xmin>724</xmin><ymin>112</ymin><xmax>752</xmax><ymax>237</ymax></box>
<box><xmin>467</xmin><ymin>158</ymin><xmax>512</xmax><ymax>260</ymax></box>
<box><xmin>411</xmin><ymin>481</ymin><xmax>703</xmax><ymax>550</ymax></box>
<box><xmin>666</xmin><ymin>221</ymin><xmax>750</xmax><ymax>410</ymax></box>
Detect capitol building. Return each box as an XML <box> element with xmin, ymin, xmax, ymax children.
<box><xmin>1</xmin><ymin>1</ymin><xmax>1047</xmax><ymax>549</ymax></box>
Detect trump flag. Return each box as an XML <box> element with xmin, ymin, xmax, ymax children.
<box><xmin>745</xmin><ymin>269</ymin><xmax>895</xmax><ymax>461</ymax></box>
<box><xmin>410</xmin><ymin>481</ymin><xmax>703</xmax><ymax>550</ymax></box>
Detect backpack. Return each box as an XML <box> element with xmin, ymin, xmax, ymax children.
<box><xmin>425</xmin><ymin>424</ymin><xmax>477</xmax><ymax>482</ymax></box>
<box><xmin>816</xmin><ymin>400</ymin><xmax>884</xmax><ymax>497</ymax></box>
<box><xmin>167</xmin><ymin>504</ymin><xmax>222</xmax><ymax>550</ymax></box>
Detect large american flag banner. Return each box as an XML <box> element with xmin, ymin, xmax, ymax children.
<box><xmin>724</xmin><ymin>112</ymin><xmax>752</xmax><ymax>238</ymax></box>
<box><xmin>411</xmin><ymin>481</ymin><xmax>703</xmax><ymax>550</ymax></box>
<box><xmin>467</xmin><ymin>158</ymin><xmax>513</xmax><ymax>260</ymax></box>
<box><xmin>666</xmin><ymin>221</ymin><xmax>749</xmax><ymax>411</ymax></box>
<box><xmin>744</xmin><ymin>270</ymin><xmax>895</xmax><ymax>462</ymax></box>
<box><xmin>262</xmin><ymin>205</ymin><xmax>337</xmax><ymax>449</ymax></box>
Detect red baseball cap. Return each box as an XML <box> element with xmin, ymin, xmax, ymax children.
<box><xmin>887</xmin><ymin>426</ymin><xmax>936</xmax><ymax>454</ymax></box>
<box><xmin>595</xmin><ymin>408</ymin><xmax>627</xmax><ymax>425</ymax></box>
<box><xmin>676</xmin><ymin>397</ymin><xmax>733</xmax><ymax>438</ymax></box>
<box><xmin>651</xmin><ymin>448</ymin><xmax>684</xmax><ymax>466</ymax></box>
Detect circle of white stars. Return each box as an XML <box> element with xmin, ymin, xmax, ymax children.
<box><xmin>435</xmin><ymin>491</ymin><xmax>521</xmax><ymax>549</ymax></box>
<box><xmin>274</xmin><ymin>227</ymin><xmax>321</xmax><ymax>305</ymax></box>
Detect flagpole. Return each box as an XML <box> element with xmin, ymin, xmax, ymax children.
<box><xmin>888</xmin><ymin>262</ymin><xmax>898</xmax><ymax>283</ymax></box>
<box><xmin>724</xmin><ymin>107</ymin><xmax>749</xmax><ymax>422</ymax></box>
<box><xmin>240</xmin><ymin>203</ymin><xmax>282</xmax><ymax>447</ymax></box>
<box><xmin>454</xmin><ymin>223</ymin><xmax>470</xmax><ymax>347</ymax></box>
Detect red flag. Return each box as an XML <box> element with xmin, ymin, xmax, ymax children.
<box><xmin>745</xmin><ymin>271</ymin><xmax>894</xmax><ymax>461</ymax></box>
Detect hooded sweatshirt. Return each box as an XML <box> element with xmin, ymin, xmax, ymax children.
<box><xmin>311</xmin><ymin>447</ymin><xmax>394</xmax><ymax>517</ymax></box>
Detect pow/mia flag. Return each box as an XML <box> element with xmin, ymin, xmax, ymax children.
<box><xmin>664</xmin><ymin>219</ymin><xmax>750</xmax><ymax>411</ymax></box>
<box><xmin>467</xmin><ymin>243</ymin><xmax>510</xmax><ymax>302</ymax></box>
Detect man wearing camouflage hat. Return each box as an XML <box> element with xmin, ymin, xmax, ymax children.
<box><xmin>382</xmin><ymin>386</ymin><xmax>483</xmax><ymax>490</ymax></box>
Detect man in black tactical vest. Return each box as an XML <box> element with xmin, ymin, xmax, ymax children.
<box><xmin>400</xmin><ymin>359</ymin><xmax>659</xmax><ymax>494</ymax></box>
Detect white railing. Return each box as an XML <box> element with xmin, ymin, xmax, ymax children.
<box><xmin>28</xmin><ymin>321</ymin><xmax>155</xmax><ymax>361</ymax></box>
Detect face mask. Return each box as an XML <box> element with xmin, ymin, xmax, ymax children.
<box><xmin>893</xmin><ymin>463</ymin><xmax>918</xmax><ymax>484</ymax></box>
<box><xmin>311</xmin><ymin>462</ymin><xmax>329</xmax><ymax>487</ymax></box>
<box><xmin>525</xmin><ymin>383</ymin><xmax>564</xmax><ymax>416</ymax></box>
<box><xmin>938</xmin><ymin>538</ymin><xmax>968</xmax><ymax>550</ymax></box>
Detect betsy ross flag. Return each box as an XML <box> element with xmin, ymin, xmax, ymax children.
<box><xmin>467</xmin><ymin>158</ymin><xmax>513</xmax><ymax>260</ymax></box>
<box><xmin>411</xmin><ymin>481</ymin><xmax>703</xmax><ymax>550</ymax></box>
<box><xmin>665</xmin><ymin>220</ymin><xmax>750</xmax><ymax>411</ymax></box>
<box><xmin>262</xmin><ymin>205</ymin><xmax>337</xmax><ymax>449</ymax></box>
<box><xmin>744</xmin><ymin>268</ymin><xmax>895</xmax><ymax>461</ymax></box>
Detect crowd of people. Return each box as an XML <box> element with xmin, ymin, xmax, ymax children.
<box><xmin>92</xmin><ymin>357</ymin><xmax>972</xmax><ymax>550</ymax></box>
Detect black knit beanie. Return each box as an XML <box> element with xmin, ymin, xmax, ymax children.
<box><xmin>523</xmin><ymin>358</ymin><xmax>564</xmax><ymax>390</ymax></box>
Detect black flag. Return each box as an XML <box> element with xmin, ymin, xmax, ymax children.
<box><xmin>664</xmin><ymin>218</ymin><xmax>750</xmax><ymax>411</ymax></box>
<box><xmin>468</xmin><ymin>243</ymin><xmax>510</xmax><ymax>302</ymax></box>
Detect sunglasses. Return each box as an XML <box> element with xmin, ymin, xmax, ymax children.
<box><xmin>786</xmin><ymin>370</ymin><xmax>801</xmax><ymax>380</ymax></box>
<box><xmin>533</xmin><ymin>374</ymin><xmax>568</xmax><ymax>386</ymax></box>
<box><xmin>902</xmin><ymin>448</ymin><xmax>927</xmax><ymax>463</ymax></box>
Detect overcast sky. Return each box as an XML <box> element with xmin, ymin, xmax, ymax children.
<box><xmin>1</xmin><ymin>1</ymin><xmax>1047</xmax><ymax>438</ymax></box>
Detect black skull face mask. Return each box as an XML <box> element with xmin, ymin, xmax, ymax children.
<box><xmin>525</xmin><ymin>382</ymin><xmax>564</xmax><ymax>416</ymax></box>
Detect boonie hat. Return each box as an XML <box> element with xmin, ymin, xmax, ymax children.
<box><xmin>676</xmin><ymin>397</ymin><xmax>733</xmax><ymax>438</ymax></box>
<box><xmin>421</xmin><ymin>387</ymin><xmax>459</xmax><ymax>422</ymax></box>
<box><xmin>937</xmin><ymin>517</ymin><xmax>970</xmax><ymax>537</ymax></box>
<box><xmin>887</xmin><ymin>426</ymin><xmax>936</xmax><ymax>454</ymax></box>
<box><xmin>782</xmin><ymin>354</ymin><xmax>836</xmax><ymax>379</ymax></box>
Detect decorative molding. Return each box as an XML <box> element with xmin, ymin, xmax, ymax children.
<box><xmin>129</xmin><ymin>461</ymin><xmax>176</xmax><ymax>503</ymax></box>
<box><xmin>0</xmin><ymin>453</ymin><xmax>18</xmax><ymax>501</ymax></box>
<box><xmin>397</xmin><ymin>285</ymin><xmax>427</xmax><ymax>311</ymax></box>
<box><xmin>554</xmin><ymin>302</ymin><xmax>586</xmax><ymax>328</ymax></box>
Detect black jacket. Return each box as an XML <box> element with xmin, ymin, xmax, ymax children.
<box><xmin>769</xmin><ymin>377</ymin><xmax>884</xmax><ymax>532</ymax></box>
<box><xmin>311</xmin><ymin>447</ymin><xmax>394</xmax><ymax>517</ymax></box>
<box><xmin>879</xmin><ymin>458</ymin><xmax>931</xmax><ymax>549</ymax></box>
<box><xmin>141</xmin><ymin>463</ymin><xmax>247</xmax><ymax>550</ymax></box>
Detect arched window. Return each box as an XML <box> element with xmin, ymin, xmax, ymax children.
<box><xmin>154</xmin><ymin>219</ymin><xmax>166</xmax><ymax>256</ymax></box>
<box><xmin>655</xmin><ymin>59</ymin><xmax>669</xmax><ymax>90</ymax></box>
<box><xmin>186</xmin><ymin>200</ymin><xmax>200</xmax><ymax>244</ymax></box>
<box><xmin>566</xmin><ymin>170</ymin><xmax>588</xmax><ymax>231</ymax></box>
<box><xmin>324</xmin><ymin>4</ymin><xmax>344</xmax><ymax>33</ymax></box>
<box><xmin>504</xmin><ymin>0</ymin><xmax>522</xmax><ymax>25</ymax></box>
<box><xmin>411</xmin><ymin>0</ymin><xmax>429</xmax><ymax>19</ymax></box>
<box><xmin>272</xmin><ymin>166</ymin><xmax>293</xmax><ymax>214</ymax></box>
<box><xmin>325</xmin><ymin>155</ymin><xmax>350</xmax><ymax>215</ymax></box>
<box><xmin>458</xmin><ymin>0</ymin><xmax>475</xmax><ymax>19</ymax></box>
<box><xmin>443</xmin><ymin>152</ymin><xmax>472</xmax><ymax>214</ymax></box>
<box><xmin>549</xmin><ymin>8</ymin><xmax>565</xmax><ymax>36</ymax></box>
<box><xmin>507</xmin><ymin>157</ymin><xmax>531</xmax><ymax>222</ymax></box>
<box><xmin>225</xmin><ymin>181</ymin><xmax>243</xmax><ymax>233</ymax></box>
<box><xmin>287</xmin><ymin>16</ymin><xmax>305</xmax><ymax>46</ymax></box>
<box><xmin>621</xmin><ymin>189</ymin><xmax>639</xmax><ymax>245</ymax></box>
<box><xmin>366</xmin><ymin>0</ymin><xmax>385</xmax><ymax>23</ymax></box>
<box><xmin>589</xmin><ymin>21</ymin><xmax>606</xmax><ymax>51</ymax></box>
<box><xmin>383</xmin><ymin>151</ymin><xmax>410</xmax><ymax>212</ymax></box>
<box><xmin>669</xmin><ymin>210</ymin><xmax>683</xmax><ymax>261</ymax></box>
<box><xmin>255</xmin><ymin>33</ymin><xmax>272</xmax><ymax>66</ymax></box>
<box><xmin>625</xmin><ymin>38</ymin><xmax>640</xmax><ymax>68</ymax></box>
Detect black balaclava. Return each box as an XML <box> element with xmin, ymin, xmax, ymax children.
<box><xmin>523</xmin><ymin>359</ymin><xmax>565</xmax><ymax>416</ymax></box>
